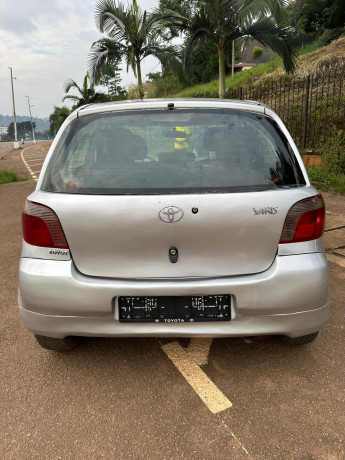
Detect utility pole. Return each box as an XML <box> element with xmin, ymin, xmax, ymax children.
<box><xmin>231</xmin><ymin>40</ymin><xmax>235</xmax><ymax>80</ymax></box>
<box><xmin>24</xmin><ymin>95</ymin><xmax>36</xmax><ymax>144</ymax></box>
<box><xmin>8</xmin><ymin>67</ymin><xmax>19</xmax><ymax>149</ymax></box>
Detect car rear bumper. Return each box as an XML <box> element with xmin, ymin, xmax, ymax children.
<box><xmin>18</xmin><ymin>253</ymin><xmax>330</xmax><ymax>339</ymax></box>
<box><xmin>19</xmin><ymin>303</ymin><xmax>330</xmax><ymax>339</ymax></box>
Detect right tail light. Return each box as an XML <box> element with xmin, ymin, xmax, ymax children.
<box><xmin>279</xmin><ymin>194</ymin><xmax>325</xmax><ymax>244</ymax></box>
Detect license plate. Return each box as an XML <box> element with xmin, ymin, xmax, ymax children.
<box><xmin>119</xmin><ymin>295</ymin><xmax>231</xmax><ymax>322</ymax></box>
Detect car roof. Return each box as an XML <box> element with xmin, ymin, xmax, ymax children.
<box><xmin>76</xmin><ymin>98</ymin><xmax>267</xmax><ymax>118</ymax></box>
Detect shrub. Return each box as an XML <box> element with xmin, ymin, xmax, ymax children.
<box><xmin>146</xmin><ymin>73</ymin><xmax>184</xmax><ymax>98</ymax></box>
<box><xmin>317</xmin><ymin>126</ymin><xmax>345</xmax><ymax>174</ymax></box>
<box><xmin>307</xmin><ymin>167</ymin><xmax>345</xmax><ymax>194</ymax></box>
<box><xmin>0</xmin><ymin>170</ymin><xmax>26</xmax><ymax>185</ymax></box>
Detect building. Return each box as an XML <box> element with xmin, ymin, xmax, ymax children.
<box><xmin>0</xmin><ymin>125</ymin><xmax>8</xmax><ymax>139</ymax></box>
<box><xmin>234</xmin><ymin>40</ymin><xmax>278</xmax><ymax>73</ymax></box>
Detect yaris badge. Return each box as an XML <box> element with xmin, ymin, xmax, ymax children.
<box><xmin>158</xmin><ymin>206</ymin><xmax>184</xmax><ymax>223</ymax></box>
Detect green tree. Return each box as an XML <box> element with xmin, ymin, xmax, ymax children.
<box><xmin>49</xmin><ymin>106</ymin><xmax>70</xmax><ymax>135</ymax></box>
<box><xmin>62</xmin><ymin>73</ymin><xmax>110</xmax><ymax>109</ymax></box>
<box><xmin>294</xmin><ymin>0</ymin><xmax>345</xmax><ymax>43</ymax></box>
<box><xmin>252</xmin><ymin>46</ymin><xmax>264</xmax><ymax>64</ymax></box>
<box><xmin>88</xmin><ymin>0</ymin><xmax>183</xmax><ymax>99</ymax></box>
<box><xmin>181</xmin><ymin>38</ymin><xmax>219</xmax><ymax>85</ymax></box>
<box><xmin>146</xmin><ymin>71</ymin><xmax>184</xmax><ymax>97</ymax></box>
<box><xmin>7</xmin><ymin>121</ymin><xmax>35</xmax><ymax>141</ymax></box>
<box><xmin>157</xmin><ymin>0</ymin><xmax>198</xmax><ymax>33</ymax></box>
<box><xmin>158</xmin><ymin>0</ymin><xmax>194</xmax><ymax>18</ymax></box>
<box><xmin>98</xmin><ymin>63</ymin><xmax>127</xmax><ymax>100</ymax></box>
<box><xmin>295</xmin><ymin>0</ymin><xmax>325</xmax><ymax>35</ymax></box>
<box><xmin>179</xmin><ymin>0</ymin><xmax>298</xmax><ymax>98</ymax></box>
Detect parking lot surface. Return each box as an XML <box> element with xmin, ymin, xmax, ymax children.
<box><xmin>0</xmin><ymin>144</ymin><xmax>344</xmax><ymax>459</ymax></box>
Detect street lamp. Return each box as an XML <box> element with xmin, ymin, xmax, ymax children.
<box><xmin>24</xmin><ymin>95</ymin><xmax>36</xmax><ymax>144</ymax></box>
<box><xmin>8</xmin><ymin>67</ymin><xmax>19</xmax><ymax>149</ymax></box>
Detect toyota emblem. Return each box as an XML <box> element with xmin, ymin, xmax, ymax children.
<box><xmin>158</xmin><ymin>206</ymin><xmax>184</xmax><ymax>223</ymax></box>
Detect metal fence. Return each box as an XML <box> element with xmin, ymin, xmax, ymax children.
<box><xmin>228</xmin><ymin>68</ymin><xmax>345</xmax><ymax>151</ymax></box>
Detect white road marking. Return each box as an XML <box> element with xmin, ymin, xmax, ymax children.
<box><xmin>162</xmin><ymin>341</ymin><xmax>232</xmax><ymax>414</ymax></box>
<box><xmin>187</xmin><ymin>338</ymin><xmax>213</xmax><ymax>365</ymax></box>
<box><xmin>23</xmin><ymin>156</ymin><xmax>45</xmax><ymax>161</ymax></box>
<box><xmin>221</xmin><ymin>421</ymin><xmax>251</xmax><ymax>457</ymax></box>
<box><xmin>21</xmin><ymin>147</ymin><xmax>39</xmax><ymax>182</ymax></box>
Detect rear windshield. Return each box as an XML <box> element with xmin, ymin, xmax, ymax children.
<box><xmin>41</xmin><ymin>108</ymin><xmax>305</xmax><ymax>194</ymax></box>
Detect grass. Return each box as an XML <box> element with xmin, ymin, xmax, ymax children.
<box><xmin>296</xmin><ymin>40</ymin><xmax>321</xmax><ymax>57</ymax></box>
<box><xmin>173</xmin><ymin>58</ymin><xmax>282</xmax><ymax>98</ymax></box>
<box><xmin>307</xmin><ymin>167</ymin><xmax>345</xmax><ymax>195</ymax></box>
<box><xmin>0</xmin><ymin>170</ymin><xmax>26</xmax><ymax>185</ymax></box>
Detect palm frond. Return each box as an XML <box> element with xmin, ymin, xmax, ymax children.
<box><xmin>88</xmin><ymin>38</ymin><xmax>123</xmax><ymax>83</ymax></box>
<box><xmin>243</xmin><ymin>18</ymin><xmax>298</xmax><ymax>72</ymax></box>
<box><xmin>62</xmin><ymin>94</ymin><xmax>82</xmax><ymax>103</ymax></box>
<box><xmin>234</xmin><ymin>0</ymin><xmax>289</xmax><ymax>25</ymax></box>
<box><xmin>63</xmin><ymin>79</ymin><xmax>82</xmax><ymax>94</ymax></box>
<box><xmin>149</xmin><ymin>8</ymin><xmax>186</xmax><ymax>36</ymax></box>
<box><xmin>143</xmin><ymin>43</ymin><xmax>185</xmax><ymax>82</ymax></box>
<box><xmin>94</xmin><ymin>0</ymin><xmax>127</xmax><ymax>40</ymax></box>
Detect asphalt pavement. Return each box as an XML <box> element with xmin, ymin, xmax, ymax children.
<box><xmin>0</xmin><ymin>144</ymin><xmax>344</xmax><ymax>460</ymax></box>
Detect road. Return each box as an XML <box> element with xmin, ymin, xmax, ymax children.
<box><xmin>0</xmin><ymin>144</ymin><xmax>344</xmax><ymax>460</ymax></box>
<box><xmin>0</xmin><ymin>141</ymin><xmax>50</xmax><ymax>180</ymax></box>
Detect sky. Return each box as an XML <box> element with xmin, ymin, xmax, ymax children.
<box><xmin>0</xmin><ymin>0</ymin><xmax>160</xmax><ymax>121</ymax></box>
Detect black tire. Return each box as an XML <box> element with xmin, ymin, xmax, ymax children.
<box><xmin>281</xmin><ymin>331</ymin><xmax>319</xmax><ymax>346</ymax></box>
<box><xmin>34</xmin><ymin>334</ymin><xmax>81</xmax><ymax>351</ymax></box>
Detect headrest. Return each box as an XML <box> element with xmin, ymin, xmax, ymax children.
<box><xmin>95</xmin><ymin>127</ymin><xmax>147</xmax><ymax>163</ymax></box>
<box><xmin>203</xmin><ymin>127</ymin><xmax>232</xmax><ymax>152</ymax></box>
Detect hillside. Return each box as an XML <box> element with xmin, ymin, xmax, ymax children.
<box><xmin>260</xmin><ymin>36</ymin><xmax>345</xmax><ymax>79</ymax></box>
<box><xmin>0</xmin><ymin>114</ymin><xmax>49</xmax><ymax>131</ymax></box>
<box><xmin>173</xmin><ymin>36</ymin><xmax>345</xmax><ymax>98</ymax></box>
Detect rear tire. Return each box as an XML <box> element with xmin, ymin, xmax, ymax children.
<box><xmin>34</xmin><ymin>334</ymin><xmax>81</xmax><ymax>351</ymax></box>
<box><xmin>281</xmin><ymin>331</ymin><xmax>319</xmax><ymax>345</ymax></box>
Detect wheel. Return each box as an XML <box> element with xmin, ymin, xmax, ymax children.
<box><xmin>281</xmin><ymin>331</ymin><xmax>319</xmax><ymax>346</ymax></box>
<box><xmin>34</xmin><ymin>334</ymin><xmax>81</xmax><ymax>351</ymax></box>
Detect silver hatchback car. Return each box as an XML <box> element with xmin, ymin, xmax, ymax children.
<box><xmin>18</xmin><ymin>99</ymin><xmax>330</xmax><ymax>351</ymax></box>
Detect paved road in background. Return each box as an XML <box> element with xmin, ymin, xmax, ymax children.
<box><xmin>0</xmin><ymin>141</ymin><xmax>51</xmax><ymax>180</ymax></box>
<box><xmin>0</xmin><ymin>144</ymin><xmax>344</xmax><ymax>460</ymax></box>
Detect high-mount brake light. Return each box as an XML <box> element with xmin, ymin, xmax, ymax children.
<box><xmin>280</xmin><ymin>194</ymin><xmax>325</xmax><ymax>244</ymax></box>
<box><xmin>22</xmin><ymin>200</ymin><xmax>69</xmax><ymax>249</ymax></box>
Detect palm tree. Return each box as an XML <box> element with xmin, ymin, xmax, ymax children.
<box><xmin>183</xmin><ymin>0</ymin><xmax>298</xmax><ymax>98</ymax></box>
<box><xmin>62</xmin><ymin>73</ymin><xmax>110</xmax><ymax>108</ymax></box>
<box><xmin>88</xmin><ymin>0</ymin><xmax>182</xmax><ymax>99</ymax></box>
<box><xmin>49</xmin><ymin>106</ymin><xmax>70</xmax><ymax>136</ymax></box>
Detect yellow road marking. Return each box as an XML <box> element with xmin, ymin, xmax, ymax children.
<box><xmin>187</xmin><ymin>338</ymin><xmax>213</xmax><ymax>365</ymax></box>
<box><xmin>162</xmin><ymin>341</ymin><xmax>232</xmax><ymax>414</ymax></box>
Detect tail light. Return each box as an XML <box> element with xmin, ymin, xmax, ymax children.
<box><xmin>280</xmin><ymin>194</ymin><xmax>325</xmax><ymax>244</ymax></box>
<box><xmin>22</xmin><ymin>200</ymin><xmax>69</xmax><ymax>248</ymax></box>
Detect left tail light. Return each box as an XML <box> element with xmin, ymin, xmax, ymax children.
<box><xmin>22</xmin><ymin>200</ymin><xmax>69</xmax><ymax>249</ymax></box>
<box><xmin>279</xmin><ymin>194</ymin><xmax>325</xmax><ymax>244</ymax></box>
